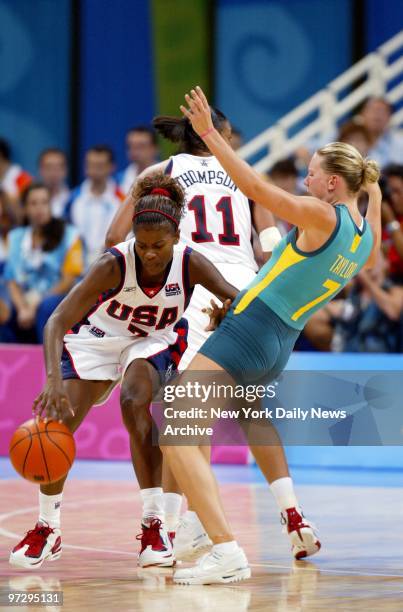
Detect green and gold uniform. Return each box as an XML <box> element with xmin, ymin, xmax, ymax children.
<box><xmin>199</xmin><ymin>205</ymin><xmax>373</xmax><ymax>384</ymax></box>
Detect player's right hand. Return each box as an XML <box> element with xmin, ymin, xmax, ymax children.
<box><xmin>203</xmin><ymin>298</ymin><xmax>232</xmax><ymax>331</ymax></box>
<box><xmin>180</xmin><ymin>86</ymin><xmax>214</xmax><ymax>137</ymax></box>
<box><xmin>33</xmin><ymin>380</ymin><xmax>75</xmax><ymax>424</ymax></box>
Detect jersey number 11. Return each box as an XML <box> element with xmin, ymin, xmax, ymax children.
<box><xmin>188</xmin><ymin>195</ymin><xmax>240</xmax><ymax>246</ymax></box>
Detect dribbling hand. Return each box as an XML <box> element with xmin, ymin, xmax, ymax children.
<box><xmin>33</xmin><ymin>380</ymin><xmax>75</xmax><ymax>424</ymax></box>
<box><xmin>180</xmin><ymin>86</ymin><xmax>214</xmax><ymax>137</ymax></box>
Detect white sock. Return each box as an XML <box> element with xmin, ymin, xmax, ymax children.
<box><xmin>164</xmin><ymin>493</ymin><xmax>182</xmax><ymax>532</ymax></box>
<box><xmin>183</xmin><ymin>510</ymin><xmax>200</xmax><ymax>524</ymax></box>
<box><xmin>38</xmin><ymin>492</ymin><xmax>62</xmax><ymax>529</ymax></box>
<box><xmin>213</xmin><ymin>541</ymin><xmax>239</xmax><ymax>555</ymax></box>
<box><xmin>140</xmin><ymin>487</ymin><xmax>164</xmax><ymax>523</ymax></box>
<box><xmin>270</xmin><ymin>477</ymin><xmax>299</xmax><ymax>512</ymax></box>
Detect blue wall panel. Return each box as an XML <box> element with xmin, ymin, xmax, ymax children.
<box><xmin>365</xmin><ymin>0</ymin><xmax>403</xmax><ymax>52</ymax></box>
<box><xmin>79</xmin><ymin>0</ymin><xmax>155</xmax><ymax>177</ymax></box>
<box><xmin>215</xmin><ymin>0</ymin><xmax>353</xmax><ymax>140</ymax></box>
<box><xmin>0</xmin><ymin>0</ymin><xmax>71</xmax><ymax>174</ymax></box>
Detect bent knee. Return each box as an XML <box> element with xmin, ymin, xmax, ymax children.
<box><xmin>121</xmin><ymin>394</ymin><xmax>153</xmax><ymax>433</ymax></box>
<box><xmin>121</xmin><ymin>392</ymin><xmax>152</xmax><ymax>414</ymax></box>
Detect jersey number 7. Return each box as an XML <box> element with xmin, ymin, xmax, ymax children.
<box><xmin>188</xmin><ymin>195</ymin><xmax>240</xmax><ymax>245</ymax></box>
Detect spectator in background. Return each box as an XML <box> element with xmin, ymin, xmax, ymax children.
<box><xmin>304</xmin><ymin>252</ymin><xmax>403</xmax><ymax>353</ymax></box>
<box><xmin>338</xmin><ymin>120</ymin><xmax>372</xmax><ymax>157</ymax></box>
<box><xmin>65</xmin><ymin>146</ymin><xmax>124</xmax><ymax>266</ymax></box>
<box><xmin>338</xmin><ymin>121</ymin><xmax>373</xmax><ymax>216</ymax></box>
<box><xmin>38</xmin><ymin>148</ymin><xmax>70</xmax><ymax>218</ymax></box>
<box><xmin>269</xmin><ymin>158</ymin><xmax>300</xmax><ymax>195</ymax></box>
<box><xmin>0</xmin><ymin>138</ymin><xmax>32</xmax><ymax>213</ymax></box>
<box><xmin>230</xmin><ymin>127</ymin><xmax>243</xmax><ymax>150</ymax></box>
<box><xmin>381</xmin><ymin>164</ymin><xmax>403</xmax><ymax>283</ymax></box>
<box><xmin>0</xmin><ymin>189</ymin><xmax>15</xmax><ymax>325</ymax></box>
<box><xmin>357</xmin><ymin>97</ymin><xmax>403</xmax><ymax>168</ymax></box>
<box><xmin>268</xmin><ymin>158</ymin><xmax>300</xmax><ymax>235</ymax></box>
<box><xmin>296</xmin><ymin>97</ymin><xmax>403</xmax><ymax>172</ymax></box>
<box><xmin>117</xmin><ymin>126</ymin><xmax>159</xmax><ymax>195</ymax></box>
<box><xmin>0</xmin><ymin>189</ymin><xmax>15</xmax><ymax>270</ymax></box>
<box><xmin>1</xmin><ymin>183</ymin><xmax>83</xmax><ymax>343</ymax></box>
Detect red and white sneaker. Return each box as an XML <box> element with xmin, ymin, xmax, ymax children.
<box><xmin>137</xmin><ymin>518</ymin><xmax>175</xmax><ymax>568</ymax></box>
<box><xmin>9</xmin><ymin>522</ymin><xmax>62</xmax><ymax>569</ymax></box>
<box><xmin>281</xmin><ymin>507</ymin><xmax>321</xmax><ymax>560</ymax></box>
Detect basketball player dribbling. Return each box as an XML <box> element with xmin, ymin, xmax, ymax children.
<box><xmin>156</xmin><ymin>86</ymin><xmax>382</xmax><ymax>585</ymax></box>
<box><xmin>9</xmin><ymin>173</ymin><xmax>238</xmax><ymax>570</ymax></box>
<box><xmin>106</xmin><ymin>109</ymin><xmax>321</xmax><ymax>562</ymax></box>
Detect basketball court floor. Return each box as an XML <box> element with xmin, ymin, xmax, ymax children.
<box><xmin>1</xmin><ymin>459</ymin><xmax>402</xmax><ymax>611</ymax></box>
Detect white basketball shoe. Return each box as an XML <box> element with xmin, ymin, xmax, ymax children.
<box><xmin>173</xmin><ymin>545</ymin><xmax>251</xmax><ymax>585</ymax></box>
<box><xmin>173</xmin><ymin>513</ymin><xmax>212</xmax><ymax>561</ymax></box>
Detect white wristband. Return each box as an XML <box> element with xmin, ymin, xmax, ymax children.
<box><xmin>259</xmin><ymin>227</ymin><xmax>282</xmax><ymax>252</ymax></box>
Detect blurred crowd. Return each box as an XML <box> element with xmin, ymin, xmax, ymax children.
<box><xmin>1</xmin><ymin>96</ymin><xmax>402</xmax><ymax>353</ymax></box>
<box><xmin>0</xmin><ymin>126</ymin><xmax>158</xmax><ymax>343</ymax></box>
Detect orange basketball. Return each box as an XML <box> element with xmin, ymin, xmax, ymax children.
<box><xmin>9</xmin><ymin>418</ymin><xmax>76</xmax><ymax>484</ymax></box>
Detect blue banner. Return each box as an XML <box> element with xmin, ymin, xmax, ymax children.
<box><xmin>0</xmin><ymin>0</ymin><xmax>71</xmax><ymax>175</ymax></box>
<box><xmin>79</xmin><ymin>0</ymin><xmax>156</xmax><ymax>177</ymax></box>
<box><xmin>365</xmin><ymin>0</ymin><xmax>403</xmax><ymax>51</ymax></box>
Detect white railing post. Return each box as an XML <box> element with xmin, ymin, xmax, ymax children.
<box><xmin>269</xmin><ymin>125</ymin><xmax>286</xmax><ymax>162</ymax></box>
<box><xmin>239</xmin><ymin>31</ymin><xmax>403</xmax><ymax>172</ymax></box>
<box><xmin>369</xmin><ymin>54</ymin><xmax>387</xmax><ymax>96</ymax></box>
<box><xmin>320</xmin><ymin>90</ymin><xmax>337</xmax><ymax>138</ymax></box>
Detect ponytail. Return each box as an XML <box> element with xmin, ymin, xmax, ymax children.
<box><xmin>362</xmin><ymin>158</ymin><xmax>380</xmax><ymax>185</ymax></box>
<box><xmin>153</xmin><ymin>106</ymin><xmax>228</xmax><ymax>155</ymax></box>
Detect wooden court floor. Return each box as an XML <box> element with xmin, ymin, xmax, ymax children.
<box><xmin>1</xmin><ymin>479</ymin><xmax>402</xmax><ymax>611</ymax></box>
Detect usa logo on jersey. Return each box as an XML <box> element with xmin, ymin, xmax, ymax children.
<box><xmin>165</xmin><ymin>283</ymin><xmax>181</xmax><ymax>297</ymax></box>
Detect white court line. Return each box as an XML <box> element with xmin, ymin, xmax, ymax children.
<box><xmin>249</xmin><ymin>562</ymin><xmax>403</xmax><ymax>579</ymax></box>
<box><xmin>0</xmin><ymin>496</ymin><xmax>138</xmax><ymax>556</ymax></box>
<box><xmin>1</xmin><ymin>501</ymin><xmax>403</xmax><ymax>579</ymax></box>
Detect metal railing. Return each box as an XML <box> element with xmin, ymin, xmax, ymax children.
<box><xmin>238</xmin><ymin>31</ymin><xmax>403</xmax><ymax>173</ymax></box>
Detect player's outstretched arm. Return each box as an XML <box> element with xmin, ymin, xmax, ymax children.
<box><xmin>180</xmin><ymin>87</ymin><xmax>336</xmax><ymax>233</ymax></box>
<box><xmin>37</xmin><ymin>253</ymin><xmax>121</xmax><ymax>421</ymax></box>
<box><xmin>105</xmin><ymin>160</ymin><xmax>169</xmax><ymax>247</ymax></box>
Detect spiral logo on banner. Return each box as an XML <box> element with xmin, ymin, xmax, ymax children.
<box><xmin>216</xmin><ymin>1</ymin><xmax>315</xmax><ymax>137</ymax></box>
<box><xmin>233</xmin><ymin>7</ymin><xmax>312</xmax><ymax>107</ymax></box>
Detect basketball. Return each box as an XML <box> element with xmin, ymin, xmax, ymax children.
<box><xmin>9</xmin><ymin>418</ymin><xmax>76</xmax><ymax>484</ymax></box>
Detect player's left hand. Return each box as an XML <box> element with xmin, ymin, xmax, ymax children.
<box><xmin>203</xmin><ymin>298</ymin><xmax>232</xmax><ymax>331</ymax></box>
<box><xmin>180</xmin><ymin>86</ymin><xmax>214</xmax><ymax>137</ymax></box>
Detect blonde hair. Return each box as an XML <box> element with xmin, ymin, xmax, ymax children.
<box><xmin>317</xmin><ymin>141</ymin><xmax>380</xmax><ymax>193</ymax></box>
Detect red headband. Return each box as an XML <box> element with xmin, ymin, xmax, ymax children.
<box><xmin>151</xmin><ymin>187</ymin><xmax>171</xmax><ymax>198</ymax></box>
<box><xmin>132</xmin><ymin>209</ymin><xmax>179</xmax><ymax>227</ymax></box>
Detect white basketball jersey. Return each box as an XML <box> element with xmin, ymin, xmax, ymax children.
<box><xmin>68</xmin><ymin>239</ymin><xmax>193</xmax><ymax>341</ymax></box>
<box><xmin>167</xmin><ymin>154</ymin><xmax>257</xmax><ymax>271</ymax></box>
